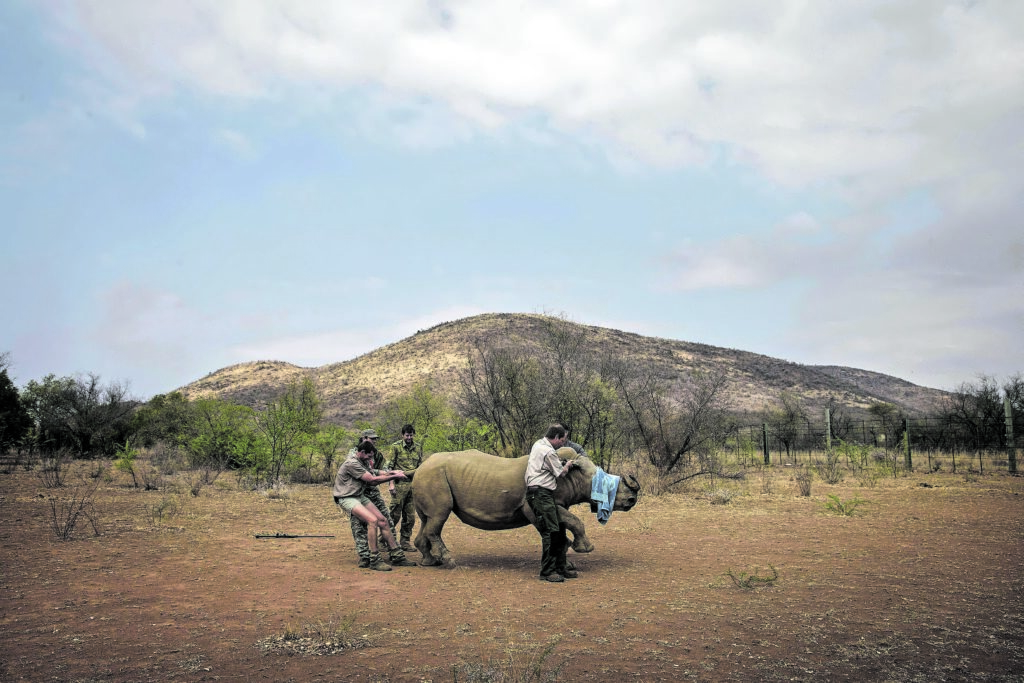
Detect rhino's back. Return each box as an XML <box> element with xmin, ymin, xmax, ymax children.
<box><xmin>414</xmin><ymin>450</ymin><xmax>531</xmax><ymax>530</ymax></box>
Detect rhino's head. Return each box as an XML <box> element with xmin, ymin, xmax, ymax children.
<box><xmin>556</xmin><ymin>447</ymin><xmax>640</xmax><ymax>512</ymax></box>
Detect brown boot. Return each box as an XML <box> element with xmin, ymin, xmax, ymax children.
<box><xmin>368</xmin><ymin>553</ymin><xmax>391</xmax><ymax>572</ymax></box>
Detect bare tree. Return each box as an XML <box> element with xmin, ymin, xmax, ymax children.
<box><xmin>762</xmin><ymin>391</ymin><xmax>809</xmax><ymax>459</ymax></box>
<box><xmin>610</xmin><ymin>359</ymin><xmax>732</xmax><ymax>482</ymax></box>
<box><xmin>456</xmin><ymin>339</ymin><xmax>552</xmax><ymax>454</ymax></box>
<box><xmin>824</xmin><ymin>394</ymin><xmax>854</xmax><ymax>442</ymax></box>
<box><xmin>943</xmin><ymin>375</ymin><xmax>1010</xmax><ymax>449</ymax></box>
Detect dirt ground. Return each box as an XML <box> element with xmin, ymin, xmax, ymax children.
<box><xmin>1</xmin><ymin>464</ymin><xmax>1022</xmax><ymax>682</ymax></box>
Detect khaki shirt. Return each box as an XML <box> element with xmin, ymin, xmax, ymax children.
<box><xmin>525</xmin><ymin>437</ymin><xmax>564</xmax><ymax>490</ymax></box>
<box><xmin>332</xmin><ymin>453</ymin><xmax>378</xmax><ymax>499</ymax></box>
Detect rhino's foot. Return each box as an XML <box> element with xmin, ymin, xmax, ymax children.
<box><xmin>441</xmin><ymin>557</ymin><xmax>457</xmax><ymax>569</ymax></box>
<box><xmin>418</xmin><ymin>554</ymin><xmax>442</xmax><ymax>567</ymax></box>
<box><xmin>571</xmin><ymin>539</ymin><xmax>595</xmax><ymax>553</ymax></box>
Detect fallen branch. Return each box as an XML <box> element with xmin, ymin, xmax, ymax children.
<box><xmin>255</xmin><ymin>533</ymin><xmax>335</xmax><ymax>539</ymax></box>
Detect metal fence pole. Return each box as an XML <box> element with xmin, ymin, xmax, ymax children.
<box><xmin>825</xmin><ymin>408</ymin><xmax>832</xmax><ymax>451</ymax></box>
<box><xmin>904</xmin><ymin>417</ymin><xmax>912</xmax><ymax>472</ymax></box>
<box><xmin>762</xmin><ymin>423</ymin><xmax>769</xmax><ymax>465</ymax></box>
<box><xmin>1006</xmin><ymin>398</ymin><xmax>1018</xmax><ymax>474</ymax></box>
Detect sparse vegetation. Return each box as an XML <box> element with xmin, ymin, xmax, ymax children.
<box><xmin>256</xmin><ymin>613</ymin><xmax>366</xmax><ymax>656</ymax></box>
<box><xmin>146</xmin><ymin>495</ymin><xmax>180</xmax><ymax>525</ymax></box>
<box><xmin>725</xmin><ymin>565</ymin><xmax>779</xmax><ymax>590</ymax></box>
<box><xmin>47</xmin><ymin>477</ymin><xmax>100</xmax><ymax>540</ymax></box>
<box><xmin>794</xmin><ymin>467</ymin><xmax>813</xmax><ymax>496</ymax></box>
<box><xmin>824</xmin><ymin>493</ymin><xmax>867</xmax><ymax>516</ymax></box>
<box><xmin>257</xmin><ymin>477</ymin><xmax>290</xmax><ymax>500</ymax></box>
<box><xmin>36</xmin><ymin>450</ymin><xmax>72</xmax><ymax>488</ymax></box>
<box><xmin>707</xmin><ymin>488</ymin><xmax>736</xmax><ymax>505</ymax></box>
<box><xmin>451</xmin><ymin>638</ymin><xmax>564</xmax><ymax>683</ymax></box>
<box><xmin>815</xmin><ymin>450</ymin><xmax>845</xmax><ymax>484</ymax></box>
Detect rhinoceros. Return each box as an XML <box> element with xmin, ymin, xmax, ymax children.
<box><xmin>411</xmin><ymin>447</ymin><xmax>640</xmax><ymax>568</ymax></box>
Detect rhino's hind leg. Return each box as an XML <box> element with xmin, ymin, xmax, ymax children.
<box><xmin>558</xmin><ymin>507</ymin><xmax>594</xmax><ymax>553</ymax></box>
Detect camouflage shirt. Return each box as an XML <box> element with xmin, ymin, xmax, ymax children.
<box><xmin>387</xmin><ymin>439</ymin><xmax>422</xmax><ymax>471</ymax></box>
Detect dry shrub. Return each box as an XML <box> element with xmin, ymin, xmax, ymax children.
<box><xmin>794</xmin><ymin>467</ymin><xmax>813</xmax><ymax>497</ymax></box>
<box><xmin>36</xmin><ymin>450</ymin><xmax>74</xmax><ymax>488</ymax></box>
<box><xmin>47</xmin><ymin>476</ymin><xmax>101</xmax><ymax>540</ymax></box>
<box><xmin>259</xmin><ymin>478</ymin><xmax>291</xmax><ymax>500</ymax></box>
<box><xmin>815</xmin><ymin>451</ymin><xmax>844</xmax><ymax>484</ymax></box>
<box><xmin>707</xmin><ymin>488</ymin><xmax>736</xmax><ymax>505</ymax></box>
<box><xmin>452</xmin><ymin>638</ymin><xmax>564</xmax><ymax>683</ymax></box>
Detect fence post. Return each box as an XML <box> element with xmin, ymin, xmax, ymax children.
<box><xmin>762</xmin><ymin>423</ymin><xmax>770</xmax><ymax>465</ymax></box>
<box><xmin>1007</xmin><ymin>398</ymin><xmax>1018</xmax><ymax>474</ymax></box>
<box><xmin>904</xmin><ymin>417</ymin><xmax>912</xmax><ymax>472</ymax></box>
<box><xmin>825</xmin><ymin>408</ymin><xmax>832</xmax><ymax>451</ymax></box>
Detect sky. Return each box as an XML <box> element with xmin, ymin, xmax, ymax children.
<box><xmin>2</xmin><ymin>1</ymin><xmax>1022</xmax><ymax>400</ymax></box>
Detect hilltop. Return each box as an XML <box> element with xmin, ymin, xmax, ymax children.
<box><xmin>178</xmin><ymin>313</ymin><xmax>949</xmax><ymax>425</ymax></box>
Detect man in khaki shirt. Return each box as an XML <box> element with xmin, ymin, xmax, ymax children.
<box><xmin>525</xmin><ymin>424</ymin><xmax>579</xmax><ymax>583</ymax></box>
<box><xmin>333</xmin><ymin>441</ymin><xmax>410</xmax><ymax>571</ymax></box>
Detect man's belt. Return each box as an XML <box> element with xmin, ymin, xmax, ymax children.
<box><xmin>526</xmin><ymin>485</ymin><xmax>550</xmax><ymax>493</ymax></box>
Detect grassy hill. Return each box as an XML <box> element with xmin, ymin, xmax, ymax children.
<box><xmin>178</xmin><ymin>313</ymin><xmax>949</xmax><ymax>425</ymax></box>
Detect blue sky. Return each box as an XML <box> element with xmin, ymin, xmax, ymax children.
<box><xmin>2</xmin><ymin>1</ymin><xmax>1022</xmax><ymax>399</ymax></box>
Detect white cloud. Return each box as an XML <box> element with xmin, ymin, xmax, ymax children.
<box><xmin>214</xmin><ymin>128</ymin><xmax>257</xmax><ymax>159</ymax></box>
<box><xmin>22</xmin><ymin>1</ymin><xmax>1023</xmax><ymax>392</ymax></box>
<box><xmin>50</xmin><ymin>1</ymin><xmax>1021</xmax><ymax>202</ymax></box>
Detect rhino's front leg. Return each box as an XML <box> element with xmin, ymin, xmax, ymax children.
<box><xmin>557</xmin><ymin>507</ymin><xmax>594</xmax><ymax>553</ymax></box>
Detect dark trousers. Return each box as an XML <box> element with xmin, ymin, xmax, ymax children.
<box><xmin>525</xmin><ymin>487</ymin><xmax>568</xmax><ymax>577</ymax></box>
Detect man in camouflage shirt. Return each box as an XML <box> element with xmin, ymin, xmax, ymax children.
<box><xmin>348</xmin><ymin>429</ymin><xmax>415</xmax><ymax>567</ymax></box>
<box><xmin>386</xmin><ymin>424</ymin><xmax>423</xmax><ymax>552</ymax></box>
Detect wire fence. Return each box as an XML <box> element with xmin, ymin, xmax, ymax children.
<box><xmin>724</xmin><ymin>414</ymin><xmax>1022</xmax><ymax>474</ymax></box>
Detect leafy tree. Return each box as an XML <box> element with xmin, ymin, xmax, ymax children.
<box><xmin>378</xmin><ymin>382</ymin><xmax>449</xmax><ymax>443</ymax></box>
<box><xmin>380</xmin><ymin>382</ymin><xmax>498</xmax><ymax>456</ymax></box>
<box><xmin>253</xmin><ymin>377</ymin><xmax>322</xmax><ymax>480</ymax></box>
<box><xmin>21</xmin><ymin>373</ymin><xmax>137</xmax><ymax>457</ymax></box>
<box><xmin>311</xmin><ymin>424</ymin><xmax>352</xmax><ymax>475</ymax></box>
<box><xmin>182</xmin><ymin>398</ymin><xmax>258</xmax><ymax>470</ymax></box>
<box><xmin>0</xmin><ymin>353</ymin><xmax>31</xmax><ymax>453</ymax></box>
<box><xmin>131</xmin><ymin>392</ymin><xmax>195</xmax><ymax>448</ymax></box>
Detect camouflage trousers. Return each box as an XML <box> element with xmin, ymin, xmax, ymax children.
<box><xmin>348</xmin><ymin>486</ymin><xmax>408</xmax><ymax>563</ymax></box>
<box><xmin>388</xmin><ymin>482</ymin><xmax>416</xmax><ymax>546</ymax></box>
